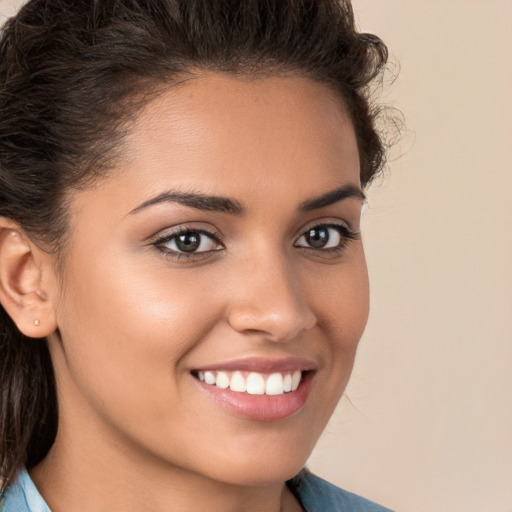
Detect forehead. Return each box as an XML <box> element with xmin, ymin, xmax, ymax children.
<box><xmin>120</xmin><ymin>73</ymin><xmax>360</xmax><ymax>194</ymax></box>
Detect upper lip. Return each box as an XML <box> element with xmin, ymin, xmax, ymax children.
<box><xmin>193</xmin><ymin>357</ymin><xmax>318</xmax><ymax>373</ymax></box>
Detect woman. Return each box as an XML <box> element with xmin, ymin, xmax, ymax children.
<box><xmin>0</xmin><ymin>1</ymin><xmax>393</xmax><ymax>510</ymax></box>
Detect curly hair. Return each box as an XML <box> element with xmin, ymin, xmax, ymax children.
<box><xmin>0</xmin><ymin>0</ymin><xmax>388</xmax><ymax>492</ymax></box>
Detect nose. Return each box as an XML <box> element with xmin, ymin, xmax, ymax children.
<box><xmin>226</xmin><ymin>253</ymin><xmax>317</xmax><ymax>343</ymax></box>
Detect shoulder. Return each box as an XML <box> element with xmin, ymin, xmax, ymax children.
<box><xmin>287</xmin><ymin>469</ymin><xmax>394</xmax><ymax>512</ymax></box>
<box><xmin>0</xmin><ymin>469</ymin><xmax>50</xmax><ymax>512</ymax></box>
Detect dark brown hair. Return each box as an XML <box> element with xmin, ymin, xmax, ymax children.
<box><xmin>0</xmin><ymin>0</ymin><xmax>388</xmax><ymax>492</ymax></box>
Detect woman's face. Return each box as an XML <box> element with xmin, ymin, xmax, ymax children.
<box><xmin>46</xmin><ymin>74</ymin><xmax>369</xmax><ymax>486</ymax></box>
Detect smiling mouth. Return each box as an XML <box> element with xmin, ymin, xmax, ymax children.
<box><xmin>192</xmin><ymin>370</ymin><xmax>306</xmax><ymax>396</ymax></box>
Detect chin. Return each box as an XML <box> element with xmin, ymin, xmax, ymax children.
<box><xmin>187</xmin><ymin>433</ymin><xmax>316</xmax><ymax>487</ymax></box>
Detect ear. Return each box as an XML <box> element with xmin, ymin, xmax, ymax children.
<box><xmin>0</xmin><ymin>218</ymin><xmax>57</xmax><ymax>338</ymax></box>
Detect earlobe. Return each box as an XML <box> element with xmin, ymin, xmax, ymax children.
<box><xmin>0</xmin><ymin>218</ymin><xmax>57</xmax><ymax>338</ymax></box>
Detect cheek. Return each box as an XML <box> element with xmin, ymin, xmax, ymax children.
<box><xmin>53</xmin><ymin>252</ymin><xmax>226</xmax><ymax>421</ymax></box>
<box><xmin>308</xmin><ymin>251</ymin><xmax>369</xmax><ymax>417</ymax></box>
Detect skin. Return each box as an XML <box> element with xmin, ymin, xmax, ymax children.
<box><xmin>0</xmin><ymin>74</ymin><xmax>369</xmax><ymax>512</ymax></box>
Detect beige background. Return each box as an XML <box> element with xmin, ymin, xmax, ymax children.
<box><xmin>1</xmin><ymin>1</ymin><xmax>511</xmax><ymax>511</ymax></box>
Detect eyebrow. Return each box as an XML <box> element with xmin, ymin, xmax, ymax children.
<box><xmin>129</xmin><ymin>183</ymin><xmax>365</xmax><ymax>216</ymax></box>
<box><xmin>129</xmin><ymin>191</ymin><xmax>245</xmax><ymax>215</ymax></box>
<box><xmin>299</xmin><ymin>184</ymin><xmax>366</xmax><ymax>211</ymax></box>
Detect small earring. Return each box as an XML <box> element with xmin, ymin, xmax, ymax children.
<box><xmin>34</xmin><ymin>319</ymin><xmax>40</xmax><ymax>326</ymax></box>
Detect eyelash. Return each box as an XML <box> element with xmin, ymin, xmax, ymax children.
<box><xmin>151</xmin><ymin>223</ymin><xmax>359</xmax><ymax>261</ymax></box>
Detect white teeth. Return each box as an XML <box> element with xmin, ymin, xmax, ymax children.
<box><xmin>283</xmin><ymin>373</ymin><xmax>292</xmax><ymax>392</ymax></box>
<box><xmin>204</xmin><ymin>371</ymin><xmax>216</xmax><ymax>385</ymax></box>
<box><xmin>265</xmin><ymin>373</ymin><xmax>284</xmax><ymax>396</ymax></box>
<box><xmin>291</xmin><ymin>370</ymin><xmax>301</xmax><ymax>391</ymax></box>
<box><xmin>246</xmin><ymin>372</ymin><xmax>266</xmax><ymax>395</ymax></box>
<box><xmin>196</xmin><ymin>369</ymin><xmax>306</xmax><ymax>395</ymax></box>
<box><xmin>215</xmin><ymin>371</ymin><xmax>230</xmax><ymax>389</ymax></box>
<box><xmin>230</xmin><ymin>371</ymin><xmax>247</xmax><ymax>392</ymax></box>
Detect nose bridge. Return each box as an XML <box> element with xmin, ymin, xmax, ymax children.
<box><xmin>227</xmin><ymin>246</ymin><xmax>316</xmax><ymax>342</ymax></box>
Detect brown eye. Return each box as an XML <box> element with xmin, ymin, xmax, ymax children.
<box><xmin>156</xmin><ymin>229</ymin><xmax>222</xmax><ymax>255</ymax></box>
<box><xmin>305</xmin><ymin>227</ymin><xmax>330</xmax><ymax>248</ymax></box>
<box><xmin>175</xmin><ymin>233</ymin><xmax>201</xmax><ymax>252</ymax></box>
<box><xmin>295</xmin><ymin>225</ymin><xmax>344</xmax><ymax>250</ymax></box>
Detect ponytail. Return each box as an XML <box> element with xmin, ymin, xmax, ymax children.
<box><xmin>0</xmin><ymin>306</ymin><xmax>57</xmax><ymax>494</ymax></box>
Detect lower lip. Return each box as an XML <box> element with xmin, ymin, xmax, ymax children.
<box><xmin>194</xmin><ymin>371</ymin><xmax>314</xmax><ymax>421</ymax></box>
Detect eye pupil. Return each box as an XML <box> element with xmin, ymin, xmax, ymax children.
<box><xmin>176</xmin><ymin>233</ymin><xmax>200</xmax><ymax>252</ymax></box>
<box><xmin>306</xmin><ymin>228</ymin><xmax>329</xmax><ymax>248</ymax></box>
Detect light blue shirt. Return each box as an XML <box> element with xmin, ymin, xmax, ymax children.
<box><xmin>1</xmin><ymin>470</ymin><xmax>49</xmax><ymax>512</ymax></box>
<box><xmin>1</xmin><ymin>468</ymin><xmax>394</xmax><ymax>511</ymax></box>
